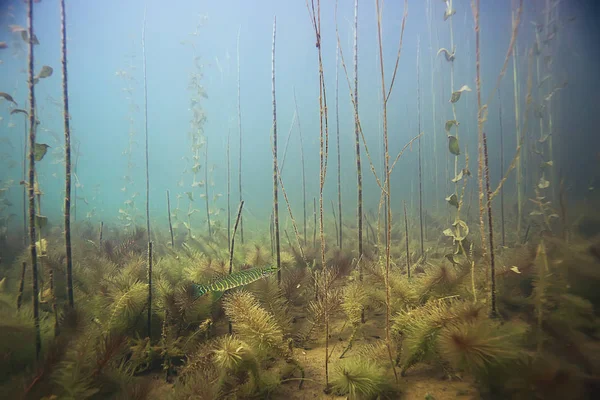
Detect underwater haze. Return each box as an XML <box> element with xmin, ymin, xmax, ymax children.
<box><xmin>1</xmin><ymin>0</ymin><xmax>600</xmax><ymax>399</ymax></box>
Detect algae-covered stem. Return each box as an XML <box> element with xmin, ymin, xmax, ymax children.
<box><xmin>498</xmin><ymin>89</ymin><xmax>505</xmax><ymax>246</ymax></box>
<box><xmin>375</xmin><ymin>0</ymin><xmax>408</xmax><ymax>383</ymax></box>
<box><xmin>416</xmin><ymin>36</ymin><xmax>424</xmax><ymax>256</ymax></box>
<box><xmin>306</xmin><ymin>0</ymin><xmax>330</xmax><ymax>386</ymax></box>
<box><xmin>147</xmin><ymin>241</ymin><xmax>153</xmax><ymax>337</ymax></box>
<box><xmin>17</xmin><ymin>262</ymin><xmax>26</xmax><ymax>310</ymax></box>
<box><xmin>404</xmin><ymin>201</ymin><xmax>410</xmax><ymax>279</ymax></box>
<box><xmin>204</xmin><ymin>138</ymin><xmax>212</xmax><ymax>237</ymax></box>
<box><xmin>271</xmin><ymin>17</ymin><xmax>281</xmax><ymax>285</ymax></box>
<box><xmin>228</xmin><ymin>200</ymin><xmax>244</xmax><ymax>334</ymax></box>
<box><xmin>353</xmin><ymin>0</ymin><xmax>363</xmax><ymax>287</ymax></box>
<box><xmin>237</xmin><ymin>28</ymin><xmax>244</xmax><ymax>244</ymax></box>
<box><xmin>229</xmin><ymin>201</ymin><xmax>245</xmax><ymax>275</ymax></box>
<box><xmin>166</xmin><ymin>191</ymin><xmax>174</xmax><ymax>247</ymax></box>
<box><xmin>142</xmin><ymin>4</ymin><xmax>153</xmax><ymax>339</ymax></box>
<box><xmin>335</xmin><ymin>42</ymin><xmax>343</xmax><ymax>249</ymax></box>
<box><xmin>26</xmin><ymin>0</ymin><xmax>41</xmax><ymax>360</ymax></box>
<box><xmin>482</xmin><ymin>133</ymin><xmax>497</xmax><ymax>317</ymax></box>
<box><xmin>293</xmin><ymin>89</ymin><xmax>307</xmax><ymax>247</ymax></box>
<box><xmin>60</xmin><ymin>0</ymin><xmax>74</xmax><ymax>308</ymax></box>
<box><xmin>142</xmin><ymin>4</ymin><xmax>150</xmax><ymax>240</ymax></box>
<box><xmin>227</xmin><ymin>130</ymin><xmax>231</xmax><ymax>246</ymax></box>
<box><xmin>22</xmin><ymin>115</ymin><xmax>27</xmax><ymax>246</ymax></box>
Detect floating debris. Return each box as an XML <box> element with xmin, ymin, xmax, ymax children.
<box><xmin>0</xmin><ymin>42</ymin><xmax>7</xmax><ymax>50</ymax></box>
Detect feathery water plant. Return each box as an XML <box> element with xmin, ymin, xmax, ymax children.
<box><xmin>222</xmin><ymin>290</ymin><xmax>283</xmax><ymax>355</ymax></box>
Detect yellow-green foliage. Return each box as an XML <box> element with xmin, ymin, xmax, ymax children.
<box><xmin>331</xmin><ymin>357</ymin><xmax>393</xmax><ymax>399</ymax></box>
<box><xmin>342</xmin><ymin>280</ymin><xmax>368</xmax><ymax>325</ymax></box>
<box><xmin>244</xmin><ymin>243</ymin><xmax>271</xmax><ymax>266</ymax></box>
<box><xmin>437</xmin><ymin>319</ymin><xmax>528</xmax><ymax>378</ymax></box>
<box><xmin>222</xmin><ymin>291</ymin><xmax>284</xmax><ymax>356</ymax></box>
<box><xmin>393</xmin><ymin>299</ymin><xmax>487</xmax><ymax>374</ymax></box>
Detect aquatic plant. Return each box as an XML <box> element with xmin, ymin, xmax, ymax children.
<box><xmin>236</xmin><ymin>29</ymin><xmax>244</xmax><ymax>245</ymax></box>
<box><xmin>25</xmin><ymin>0</ymin><xmax>41</xmax><ymax>361</ymax></box>
<box><xmin>59</xmin><ymin>0</ymin><xmax>74</xmax><ymax>311</ymax></box>
<box><xmin>331</xmin><ymin>357</ymin><xmax>393</xmax><ymax>399</ymax></box>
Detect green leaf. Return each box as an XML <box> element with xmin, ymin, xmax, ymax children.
<box><xmin>445</xmin><ymin>193</ymin><xmax>459</xmax><ymax>208</ymax></box>
<box><xmin>185</xmin><ymin>191</ymin><xmax>194</xmax><ymax>202</ymax></box>
<box><xmin>37</xmin><ymin>65</ymin><xmax>53</xmax><ymax>79</ymax></box>
<box><xmin>448</xmin><ymin>135</ymin><xmax>460</xmax><ymax>156</ymax></box>
<box><xmin>34</xmin><ymin>143</ymin><xmax>50</xmax><ymax>161</ymax></box>
<box><xmin>35</xmin><ymin>214</ymin><xmax>48</xmax><ymax>229</ymax></box>
<box><xmin>445</xmin><ymin>120</ymin><xmax>459</xmax><ymax>132</ymax></box>
<box><xmin>538</xmin><ymin>176</ymin><xmax>550</xmax><ymax>189</ymax></box>
<box><xmin>450</xmin><ymin>85</ymin><xmax>471</xmax><ymax>103</ymax></box>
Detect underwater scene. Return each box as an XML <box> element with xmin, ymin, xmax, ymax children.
<box><xmin>1</xmin><ymin>0</ymin><xmax>600</xmax><ymax>398</ymax></box>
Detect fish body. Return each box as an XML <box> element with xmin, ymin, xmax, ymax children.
<box><xmin>194</xmin><ymin>264</ymin><xmax>278</xmax><ymax>297</ymax></box>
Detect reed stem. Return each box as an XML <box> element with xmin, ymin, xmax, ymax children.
<box><xmin>204</xmin><ymin>139</ymin><xmax>212</xmax><ymax>237</ymax></box>
<box><xmin>237</xmin><ymin>28</ymin><xmax>244</xmax><ymax>244</ymax></box>
<box><xmin>417</xmin><ymin>36</ymin><xmax>424</xmax><ymax>256</ymax></box>
<box><xmin>403</xmin><ymin>201</ymin><xmax>410</xmax><ymax>279</ymax></box>
<box><xmin>147</xmin><ymin>241</ymin><xmax>153</xmax><ymax>338</ymax></box>
<box><xmin>230</xmin><ymin>201</ymin><xmax>245</xmax><ymax>274</ymax></box>
<box><xmin>335</xmin><ymin>42</ymin><xmax>342</xmax><ymax>249</ymax></box>
<box><xmin>293</xmin><ymin>88</ymin><xmax>307</xmax><ymax>247</ymax></box>
<box><xmin>59</xmin><ymin>0</ymin><xmax>74</xmax><ymax>309</ymax></box>
<box><xmin>17</xmin><ymin>262</ymin><xmax>26</xmax><ymax>311</ymax></box>
<box><xmin>271</xmin><ymin>17</ymin><xmax>281</xmax><ymax>285</ymax></box>
<box><xmin>26</xmin><ymin>0</ymin><xmax>41</xmax><ymax>360</ymax></box>
<box><xmin>483</xmin><ymin>132</ymin><xmax>497</xmax><ymax>317</ymax></box>
<box><xmin>227</xmin><ymin>130</ymin><xmax>231</xmax><ymax>247</ymax></box>
<box><xmin>166</xmin><ymin>191</ymin><xmax>174</xmax><ymax>247</ymax></box>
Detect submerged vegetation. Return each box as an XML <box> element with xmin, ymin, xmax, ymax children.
<box><xmin>0</xmin><ymin>0</ymin><xmax>598</xmax><ymax>399</ymax></box>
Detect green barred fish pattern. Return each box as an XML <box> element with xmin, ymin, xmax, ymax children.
<box><xmin>193</xmin><ymin>265</ymin><xmax>279</xmax><ymax>297</ymax></box>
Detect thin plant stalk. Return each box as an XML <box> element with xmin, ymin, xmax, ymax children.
<box><xmin>482</xmin><ymin>132</ymin><xmax>497</xmax><ymax>317</ymax></box>
<box><xmin>26</xmin><ymin>0</ymin><xmax>41</xmax><ymax>360</ymax></box>
<box><xmin>227</xmin><ymin>129</ymin><xmax>231</xmax><ymax>246</ymax></box>
<box><xmin>142</xmin><ymin>5</ymin><xmax>150</xmax><ymax>239</ymax></box>
<box><xmin>147</xmin><ymin>241</ymin><xmax>153</xmax><ymax>337</ymax></box>
<box><xmin>353</xmin><ymin>0</ymin><xmax>363</xmax><ymax>283</ymax></box>
<box><xmin>166</xmin><ymin>191</ymin><xmax>174</xmax><ymax>247</ymax></box>
<box><xmin>335</xmin><ymin>42</ymin><xmax>342</xmax><ymax>249</ymax></box>
<box><xmin>416</xmin><ymin>36</ymin><xmax>424</xmax><ymax>256</ymax></box>
<box><xmin>99</xmin><ymin>221</ymin><xmax>103</xmax><ymax>245</ymax></box>
<box><xmin>237</xmin><ymin>28</ymin><xmax>244</xmax><ymax>243</ymax></box>
<box><xmin>404</xmin><ymin>201</ymin><xmax>410</xmax><ymax>279</ymax></box>
<box><xmin>17</xmin><ymin>262</ymin><xmax>26</xmax><ymax>310</ymax></box>
<box><xmin>22</xmin><ymin>115</ymin><xmax>27</xmax><ymax>246</ymax></box>
<box><xmin>313</xmin><ymin>197</ymin><xmax>316</xmax><ymax>248</ymax></box>
<box><xmin>229</xmin><ymin>201</ymin><xmax>245</xmax><ymax>274</ymax></box>
<box><xmin>331</xmin><ymin>200</ymin><xmax>339</xmax><ymax>247</ymax></box>
<box><xmin>293</xmin><ymin>88</ymin><xmax>307</xmax><ymax>246</ymax></box>
<box><xmin>498</xmin><ymin>89</ymin><xmax>505</xmax><ymax>246</ymax></box>
<box><xmin>204</xmin><ymin>139</ymin><xmax>212</xmax><ymax>237</ymax></box>
<box><xmin>307</xmin><ymin>0</ymin><xmax>330</xmax><ymax>386</ymax></box>
<box><xmin>512</xmin><ymin>10</ymin><xmax>522</xmax><ymax>237</ymax></box>
<box><xmin>60</xmin><ymin>0</ymin><xmax>74</xmax><ymax>308</ymax></box>
<box><xmin>142</xmin><ymin>5</ymin><xmax>152</xmax><ymax>339</ymax></box>
<box><xmin>271</xmin><ymin>17</ymin><xmax>281</xmax><ymax>284</ymax></box>
<box><xmin>375</xmin><ymin>0</ymin><xmax>407</xmax><ymax>383</ymax></box>
<box><xmin>228</xmin><ymin>200</ymin><xmax>244</xmax><ymax>334</ymax></box>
